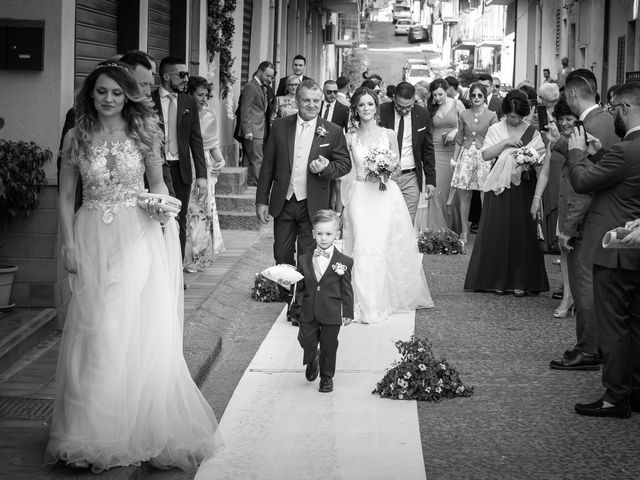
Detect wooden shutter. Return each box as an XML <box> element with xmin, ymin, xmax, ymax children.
<box><xmin>148</xmin><ymin>0</ymin><xmax>171</xmax><ymax>64</ymax></box>
<box><xmin>75</xmin><ymin>0</ymin><xmax>119</xmax><ymax>89</ymax></box>
<box><xmin>241</xmin><ymin>0</ymin><xmax>254</xmax><ymax>85</ymax></box>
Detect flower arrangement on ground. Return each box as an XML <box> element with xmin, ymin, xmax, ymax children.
<box><xmin>417</xmin><ymin>228</ymin><xmax>466</xmax><ymax>255</ymax></box>
<box><xmin>251</xmin><ymin>273</ymin><xmax>284</xmax><ymax>302</ymax></box>
<box><xmin>363</xmin><ymin>146</ymin><xmax>400</xmax><ymax>191</ymax></box>
<box><xmin>373</xmin><ymin>336</ymin><xmax>474</xmax><ymax>402</ymax></box>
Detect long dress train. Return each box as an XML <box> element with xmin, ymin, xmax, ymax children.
<box><xmin>44</xmin><ymin>133</ymin><xmax>223</xmax><ymax>473</ymax></box>
<box><xmin>342</xmin><ymin>132</ymin><xmax>433</xmax><ymax>323</ymax></box>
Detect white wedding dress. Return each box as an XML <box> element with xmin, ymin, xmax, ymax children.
<box><xmin>44</xmin><ymin>133</ymin><xmax>223</xmax><ymax>473</ymax></box>
<box><xmin>342</xmin><ymin>131</ymin><xmax>434</xmax><ymax>323</ymax></box>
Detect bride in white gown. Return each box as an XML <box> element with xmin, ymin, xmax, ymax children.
<box><xmin>341</xmin><ymin>87</ymin><xmax>434</xmax><ymax>323</ymax></box>
<box><xmin>45</xmin><ymin>62</ymin><xmax>222</xmax><ymax>473</ymax></box>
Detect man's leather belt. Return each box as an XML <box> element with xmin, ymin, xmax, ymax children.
<box><xmin>401</xmin><ymin>168</ymin><xmax>416</xmax><ymax>174</ymax></box>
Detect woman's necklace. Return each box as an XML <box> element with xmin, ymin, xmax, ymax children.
<box><xmin>472</xmin><ymin>106</ymin><xmax>484</xmax><ymax>123</ymax></box>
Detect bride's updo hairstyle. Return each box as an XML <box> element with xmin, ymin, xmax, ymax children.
<box><xmin>73</xmin><ymin>61</ymin><xmax>162</xmax><ymax>161</ymax></box>
<box><xmin>349</xmin><ymin>86</ymin><xmax>380</xmax><ymax>130</ymax></box>
<box><xmin>501</xmin><ymin>89</ymin><xmax>530</xmax><ymax>118</ymax></box>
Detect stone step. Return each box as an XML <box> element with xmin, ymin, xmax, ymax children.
<box><xmin>0</xmin><ymin>307</ymin><xmax>57</xmax><ymax>375</ymax></box>
<box><xmin>218</xmin><ymin>211</ymin><xmax>263</xmax><ymax>231</ymax></box>
<box><xmin>217</xmin><ymin>167</ymin><xmax>248</xmax><ymax>194</ymax></box>
<box><xmin>216</xmin><ymin>186</ymin><xmax>256</xmax><ymax>213</ymax></box>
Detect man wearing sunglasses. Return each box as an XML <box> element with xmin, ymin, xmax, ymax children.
<box><xmin>320</xmin><ymin>80</ymin><xmax>349</xmax><ymax>131</ymax></box>
<box><xmin>379</xmin><ymin>81</ymin><xmax>436</xmax><ymax>223</ymax></box>
<box><xmin>567</xmin><ymin>81</ymin><xmax>640</xmax><ymax>418</ymax></box>
<box><xmin>152</xmin><ymin>56</ymin><xmax>207</xmax><ymax>260</ymax></box>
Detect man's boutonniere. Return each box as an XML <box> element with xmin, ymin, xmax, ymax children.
<box><xmin>183</xmin><ymin>108</ymin><xmax>190</xmax><ymax>115</ymax></box>
<box><xmin>316</xmin><ymin>125</ymin><xmax>328</xmax><ymax>137</ymax></box>
<box><xmin>331</xmin><ymin>262</ymin><xmax>347</xmax><ymax>276</ymax></box>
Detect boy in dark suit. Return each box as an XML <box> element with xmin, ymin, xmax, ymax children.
<box><xmin>294</xmin><ymin>210</ymin><xmax>353</xmax><ymax>393</ymax></box>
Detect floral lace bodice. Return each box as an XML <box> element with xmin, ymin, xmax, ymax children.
<box><xmin>79</xmin><ymin>137</ymin><xmax>145</xmax><ymax>224</ymax></box>
<box><xmin>351</xmin><ymin>132</ymin><xmax>391</xmax><ymax>179</ymax></box>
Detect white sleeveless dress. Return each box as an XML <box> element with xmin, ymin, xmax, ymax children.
<box><xmin>44</xmin><ymin>133</ymin><xmax>223</xmax><ymax>473</ymax></box>
<box><xmin>342</xmin><ymin>132</ymin><xmax>434</xmax><ymax>323</ymax></box>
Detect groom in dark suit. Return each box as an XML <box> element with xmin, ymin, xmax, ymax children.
<box><xmin>152</xmin><ymin>57</ymin><xmax>207</xmax><ymax>258</ymax></box>
<box><xmin>256</xmin><ymin>79</ymin><xmax>352</xmax><ymax>268</ymax></box>
<box><xmin>379</xmin><ymin>82</ymin><xmax>436</xmax><ymax>223</ymax></box>
<box><xmin>567</xmin><ymin>81</ymin><xmax>640</xmax><ymax>418</ymax></box>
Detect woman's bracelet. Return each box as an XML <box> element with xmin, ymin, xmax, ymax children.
<box><xmin>533</xmin><ymin>195</ymin><xmax>542</xmax><ymax>199</ymax></box>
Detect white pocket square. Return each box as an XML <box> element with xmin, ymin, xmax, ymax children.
<box><xmin>417</xmin><ymin>127</ymin><xmax>426</xmax><ymax>132</ymax></box>
<box><xmin>319</xmin><ymin>143</ymin><xmax>330</xmax><ymax>147</ymax></box>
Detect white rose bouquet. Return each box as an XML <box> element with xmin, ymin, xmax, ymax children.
<box><xmin>363</xmin><ymin>146</ymin><xmax>400</xmax><ymax>191</ymax></box>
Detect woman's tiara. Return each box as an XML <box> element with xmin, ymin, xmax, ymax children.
<box><xmin>93</xmin><ymin>61</ymin><xmax>130</xmax><ymax>73</ymax></box>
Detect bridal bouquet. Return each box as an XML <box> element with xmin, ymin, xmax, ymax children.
<box><xmin>372</xmin><ymin>336</ymin><xmax>474</xmax><ymax>402</ymax></box>
<box><xmin>363</xmin><ymin>146</ymin><xmax>400</xmax><ymax>191</ymax></box>
<box><xmin>512</xmin><ymin>146</ymin><xmax>543</xmax><ymax>168</ymax></box>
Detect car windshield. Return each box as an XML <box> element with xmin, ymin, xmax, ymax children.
<box><xmin>398</xmin><ymin>20</ymin><xmax>411</xmax><ymax>25</ymax></box>
<box><xmin>395</xmin><ymin>6</ymin><xmax>410</xmax><ymax>11</ymax></box>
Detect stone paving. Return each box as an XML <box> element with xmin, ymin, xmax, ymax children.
<box><xmin>415</xmin><ymin>239</ymin><xmax>640</xmax><ymax>480</ymax></box>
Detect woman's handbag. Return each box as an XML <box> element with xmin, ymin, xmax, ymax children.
<box><xmin>137</xmin><ymin>192</ymin><xmax>182</xmax><ymax>223</ymax></box>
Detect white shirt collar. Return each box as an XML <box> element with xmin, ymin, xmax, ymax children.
<box><xmin>579</xmin><ymin>104</ymin><xmax>600</xmax><ymax>121</ymax></box>
<box><xmin>297</xmin><ymin>115</ymin><xmax>315</xmax><ymax>127</ymax></box>
<box><xmin>624</xmin><ymin>125</ymin><xmax>640</xmax><ymax>139</ymax></box>
<box><xmin>159</xmin><ymin>86</ymin><xmax>175</xmax><ymax>98</ymax></box>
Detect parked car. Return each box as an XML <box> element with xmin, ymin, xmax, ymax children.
<box><xmin>402</xmin><ymin>58</ymin><xmax>428</xmax><ymax>81</ymax></box>
<box><xmin>408</xmin><ymin>25</ymin><xmax>429</xmax><ymax>43</ymax></box>
<box><xmin>405</xmin><ymin>63</ymin><xmax>435</xmax><ymax>86</ymax></box>
<box><xmin>394</xmin><ymin>19</ymin><xmax>412</xmax><ymax>36</ymax></box>
<box><xmin>392</xmin><ymin>4</ymin><xmax>411</xmax><ymax>23</ymax></box>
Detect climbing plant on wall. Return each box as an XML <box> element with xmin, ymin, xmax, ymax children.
<box><xmin>207</xmin><ymin>0</ymin><xmax>237</xmax><ymax>98</ymax></box>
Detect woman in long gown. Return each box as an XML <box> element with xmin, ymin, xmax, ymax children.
<box><xmin>184</xmin><ymin>76</ymin><xmax>225</xmax><ymax>272</ymax></box>
<box><xmin>464</xmin><ymin>89</ymin><xmax>549</xmax><ymax>296</ymax></box>
<box><xmin>341</xmin><ymin>87</ymin><xmax>433</xmax><ymax>324</ymax></box>
<box><xmin>46</xmin><ymin>62</ymin><xmax>223</xmax><ymax>472</ymax></box>
<box><xmin>427</xmin><ymin>78</ymin><xmax>465</xmax><ymax>232</ymax></box>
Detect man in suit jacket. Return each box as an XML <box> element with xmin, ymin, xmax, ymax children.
<box><xmin>320</xmin><ymin>80</ymin><xmax>350</xmax><ymax>130</ymax></box>
<box><xmin>275</xmin><ymin>54</ymin><xmax>311</xmax><ymax>97</ymax></box>
<box><xmin>549</xmin><ymin>70</ymin><xmax>620</xmax><ymax>372</ymax></box>
<box><xmin>557</xmin><ymin>57</ymin><xmax>574</xmax><ymax>91</ymax></box>
<box><xmin>379</xmin><ymin>82</ymin><xmax>436</xmax><ymax>223</ymax></box>
<box><xmin>152</xmin><ymin>56</ymin><xmax>207</xmax><ymax>258</ymax></box>
<box><xmin>445</xmin><ymin>76</ymin><xmax>471</xmax><ymax>109</ymax></box>
<box><xmin>256</xmin><ymin>79</ymin><xmax>352</xmax><ymax>269</ymax></box>
<box><xmin>238</xmin><ymin>61</ymin><xmax>275</xmax><ymax>186</ymax></box>
<box><xmin>567</xmin><ymin>81</ymin><xmax>640</xmax><ymax>418</ymax></box>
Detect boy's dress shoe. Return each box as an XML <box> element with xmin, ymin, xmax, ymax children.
<box><xmin>305</xmin><ymin>352</ymin><xmax>319</xmax><ymax>382</ymax></box>
<box><xmin>574</xmin><ymin>398</ymin><xmax>631</xmax><ymax>418</ymax></box>
<box><xmin>319</xmin><ymin>376</ymin><xmax>333</xmax><ymax>393</ymax></box>
<box><xmin>550</xmin><ymin>352</ymin><xmax>601</xmax><ymax>370</ymax></box>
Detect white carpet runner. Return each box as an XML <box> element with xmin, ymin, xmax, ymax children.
<box><xmin>195</xmin><ymin>309</ymin><xmax>426</xmax><ymax>480</ymax></box>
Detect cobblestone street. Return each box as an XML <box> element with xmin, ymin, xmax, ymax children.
<box><xmin>416</xmin><ymin>241</ymin><xmax>640</xmax><ymax>479</ymax></box>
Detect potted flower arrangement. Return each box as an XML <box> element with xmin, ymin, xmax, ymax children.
<box><xmin>0</xmin><ymin>139</ymin><xmax>52</xmax><ymax>309</ymax></box>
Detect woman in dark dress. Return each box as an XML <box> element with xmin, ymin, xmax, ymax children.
<box><xmin>464</xmin><ymin>90</ymin><xmax>549</xmax><ymax>296</ymax></box>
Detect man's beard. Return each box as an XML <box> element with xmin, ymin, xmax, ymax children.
<box><xmin>614</xmin><ymin>113</ymin><xmax>627</xmax><ymax>138</ymax></box>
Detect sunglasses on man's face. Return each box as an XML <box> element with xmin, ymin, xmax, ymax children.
<box><xmin>325</xmin><ymin>90</ymin><xmax>338</xmax><ymax>94</ymax></box>
<box><xmin>171</xmin><ymin>71</ymin><xmax>189</xmax><ymax>79</ymax></box>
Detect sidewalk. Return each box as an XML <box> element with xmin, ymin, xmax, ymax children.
<box><xmin>0</xmin><ymin>229</ymin><xmax>261</xmax><ymax>480</ymax></box>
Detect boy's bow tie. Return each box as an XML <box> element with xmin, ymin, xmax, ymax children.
<box><xmin>313</xmin><ymin>248</ymin><xmax>330</xmax><ymax>258</ymax></box>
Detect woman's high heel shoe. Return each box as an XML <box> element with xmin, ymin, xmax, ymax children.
<box><xmin>553</xmin><ymin>304</ymin><xmax>575</xmax><ymax>318</ymax></box>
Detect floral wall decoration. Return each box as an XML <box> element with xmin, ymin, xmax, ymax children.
<box><xmin>207</xmin><ymin>0</ymin><xmax>237</xmax><ymax>99</ymax></box>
